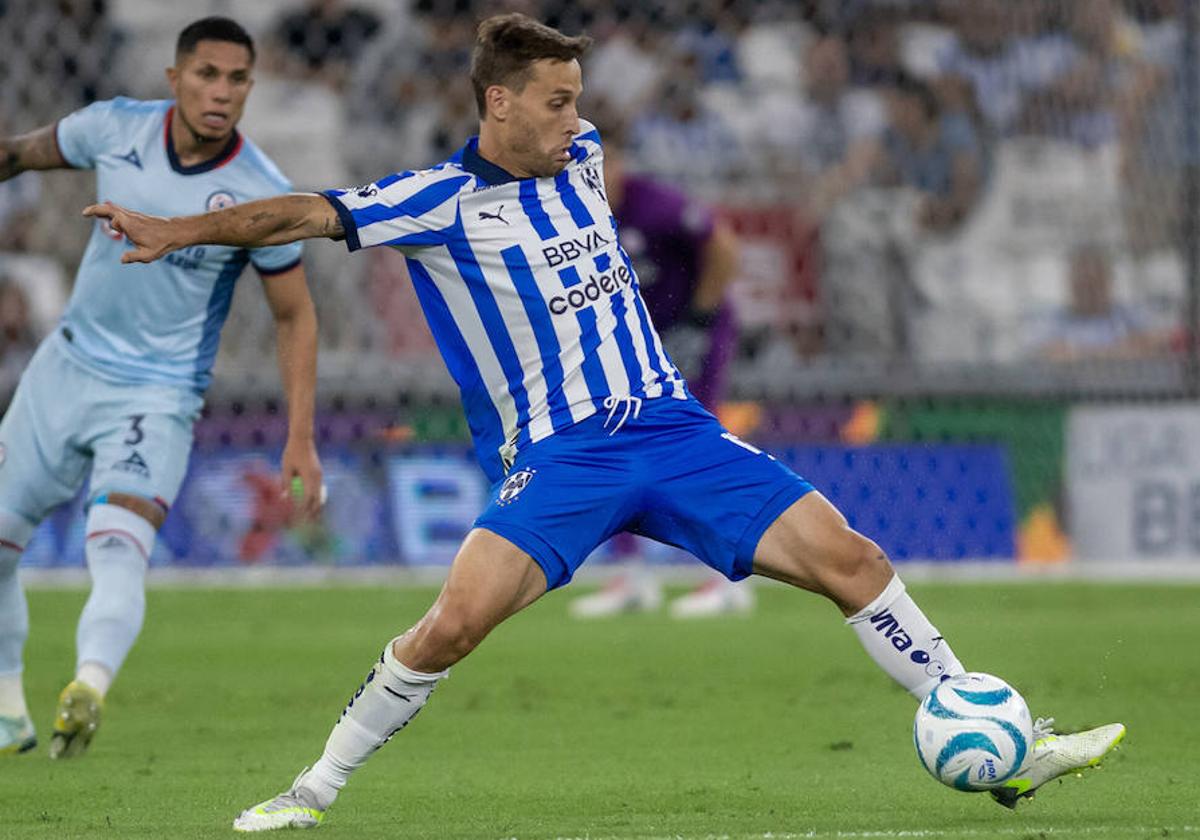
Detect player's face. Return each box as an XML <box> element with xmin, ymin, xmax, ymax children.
<box><xmin>503</xmin><ymin>59</ymin><xmax>583</xmax><ymax>178</ymax></box>
<box><xmin>167</xmin><ymin>40</ymin><xmax>254</xmax><ymax>143</ymax></box>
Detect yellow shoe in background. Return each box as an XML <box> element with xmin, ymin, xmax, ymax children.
<box><xmin>48</xmin><ymin>680</ymin><xmax>103</xmax><ymax>759</ymax></box>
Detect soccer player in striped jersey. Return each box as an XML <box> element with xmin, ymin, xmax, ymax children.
<box><xmin>88</xmin><ymin>13</ymin><xmax>1124</xmax><ymax>830</ymax></box>
<box><xmin>0</xmin><ymin>17</ymin><xmax>322</xmax><ymax>759</ymax></box>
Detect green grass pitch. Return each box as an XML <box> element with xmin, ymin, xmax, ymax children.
<box><xmin>8</xmin><ymin>580</ymin><xmax>1197</xmax><ymax>839</ymax></box>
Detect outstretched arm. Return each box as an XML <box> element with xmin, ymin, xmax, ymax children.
<box><xmin>261</xmin><ymin>263</ymin><xmax>323</xmax><ymax>520</ymax></box>
<box><xmin>1</xmin><ymin>124</ymin><xmax>67</xmax><ymax>182</ymax></box>
<box><xmin>82</xmin><ymin>193</ymin><xmax>344</xmax><ymax>264</ymax></box>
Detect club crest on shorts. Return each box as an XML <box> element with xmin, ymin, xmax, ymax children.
<box><xmin>497</xmin><ymin>468</ymin><xmax>536</xmax><ymax>505</ymax></box>
<box><xmin>206</xmin><ymin>191</ymin><xmax>237</xmax><ymax>212</ymax></box>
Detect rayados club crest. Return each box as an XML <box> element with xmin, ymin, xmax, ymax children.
<box><xmin>497</xmin><ymin>468</ymin><xmax>536</xmax><ymax>505</ymax></box>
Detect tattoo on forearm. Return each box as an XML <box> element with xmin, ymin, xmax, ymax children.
<box><xmin>248</xmin><ymin>210</ymin><xmax>273</xmax><ymax>225</ymax></box>
<box><xmin>321</xmin><ymin>214</ymin><xmax>343</xmax><ymax>236</ymax></box>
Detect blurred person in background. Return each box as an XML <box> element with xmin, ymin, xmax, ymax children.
<box><xmin>1027</xmin><ymin>242</ymin><xmax>1171</xmax><ymax>361</ymax></box>
<box><xmin>266</xmin><ymin>0</ymin><xmax>382</xmax><ymax>92</ymax></box>
<box><xmin>0</xmin><ymin>278</ymin><xmax>38</xmax><ymax>402</ymax></box>
<box><xmin>628</xmin><ymin>49</ymin><xmax>744</xmax><ymax>182</ymax></box>
<box><xmin>0</xmin><ymin>16</ymin><xmax>322</xmax><ymax>759</ymax></box>
<box><xmin>820</xmin><ymin>71</ymin><xmax>984</xmax><ymax>359</ymax></box>
<box><xmin>569</xmin><ymin>135</ymin><xmax>746</xmax><ymax>619</ymax></box>
<box><xmin>762</xmin><ymin>34</ymin><xmax>885</xmax><ymax>218</ymax></box>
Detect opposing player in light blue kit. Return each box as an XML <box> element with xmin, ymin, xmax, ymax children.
<box><xmin>0</xmin><ymin>17</ymin><xmax>322</xmax><ymax>758</ymax></box>
<box><xmin>90</xmin><ymin>14</ymin><xmax>1123</xmax><ymax>829</ymax></box>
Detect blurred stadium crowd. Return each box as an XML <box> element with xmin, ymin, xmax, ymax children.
<box><xmin>0</xmin><ymin>0</ymin><xmax>1196</xmax><ymax>414</ymax></box>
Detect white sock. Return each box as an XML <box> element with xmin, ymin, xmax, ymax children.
<box><xmin>0</xmin><ymin>510</ymin><xmax>34</xmax><ymax>692</ymax></box>
<box><xmin>846</xmin><ymin>574</ymin><xmax>965</xmax><ymax>700</ymax></box>
<box><xmin>304</xmin><ymin>639</ymin><xmax>446</xmax><ymax>809</ymax></box>
<box><xmin>76</xmin><ymin>504</ymin><xmax>153</xmax><ymax>682</ymax></box>
<box><xmin>76</xmin><ymin>661</ymin><xmax>114</xmax><ymax>698</ymax></box>
<box><xmin>0</xmin><ymin>672</ymin><xmax>28</xmax><ymax>719</ymax></box>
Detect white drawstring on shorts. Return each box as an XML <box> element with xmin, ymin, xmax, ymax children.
<box><xmin>602</xmin><ymin>395</ymin><xmax>642</xmax><ymax>435</ymax></box>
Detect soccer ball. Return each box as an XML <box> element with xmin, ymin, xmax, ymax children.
<box><xmin>913</xmin><ymin>672</ymin><xmax>1033</xmax><ymax>791</ymax></box>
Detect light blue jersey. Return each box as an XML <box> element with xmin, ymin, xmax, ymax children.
<box><xmin>323</xmin><ymin>120</ymin><xmax>686</xmax><ymax>482</ymax></box>
<box><xmin>56</xmin><ymin>97</ymin><xmax>302</xmax><ymax>393</ymax></box>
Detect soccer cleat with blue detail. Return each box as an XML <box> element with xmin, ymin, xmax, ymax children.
<box><xmin>233</xmin><ymin>769</ymin><xmax>327</xmax><ymax>832</ymax></box>
<box><xmin>990</xmin><ymin>718</ymin><xmax>1125</xmax><ymax>808</ymax></box>
<box><xmin>48</xmin><ymin>680</ymin><xmax>103</xmax><ymax>759</ymax></box>
<box><xmin>0</xmin><ymin>714</ymin><xmax>36</xmax><ymax>754</ymax></box>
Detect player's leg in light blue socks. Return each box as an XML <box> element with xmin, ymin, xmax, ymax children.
<box><xmin>303</xmin><ymin>638</ymin><xmax>447</xmax><ymax>809</ymax></box>
<box><xmin>74</xmin><ymin>503</ymin><xmax>156</xmax><ymax>696</ymax></box>
<box><xmin>846</xmin><ymin>574</ymin><xmax>965</xmax><ymax>701</ymax></box>
<box><xmin>0</xmin><ymin>510</ymin><xmax>36</xmax><ymax>722</ymax></box>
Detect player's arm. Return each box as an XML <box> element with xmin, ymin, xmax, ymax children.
<box><xmin>690</xmin><ymin>219</ymin><xmax>739</xmax><ymax>318</ymax></box>
<box><xmin>0</xmin><ymin>124</ymin><xmax>67</xmax><ymax>182</ymax></box>
<box><xmin>82</xmin><ymin>193</ymin><xmax>343</xmax><ymax>264</ymax></box>
<box><xmin>261</xmin><ymin>262</ymin><xmax>323</xmax><ymax>519</ymax></box>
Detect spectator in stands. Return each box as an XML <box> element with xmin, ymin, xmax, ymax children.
<box><xmin>0</xmin><ymin>160</ymin><xmax>40</xmax><ymax>252</ymax></box>
<box><xmin>268</xmin><ymin>0</ymin><xmax>382</xmax><ymax>91</ymax></box>
<box><xmin>878</xmin><ymin>72</ymin><xmax>984</xmax><ymax>233</ymax></box>
<box><xmin>1018</xmin><ymin>0</ymin><xmax>1152</xmax><ymax>149</ymax></box>
<box><xmin>763</xmin><ymin>35</ymin><xmax>885</xmax><ymax>218</ymax></box>
<box><xmin>1123</xmin><ymin>0</ymin><xmax>1184</xmax><ymax>253</ymax></box>
<box><xmin>935</xmin><ymin>0</ymin><xmax>1074</xmax><ymax>138</ymax></box>
<box><xmin>0</xmin><ymin>277</ymin><xmax>38</xmax><ymax>402</ymax></box>
<box><xmin>844</xmin><ymin>6</ymin><xmax>907</xmax><ymax>89</ymax></box>
<box><xmin>628</xmin><ymin>50</ymin><xmax>743</xmax><ymax>181</ymax></box>
<box><xmin>1028</xmin><ymin>243</ymin><xmax>1171</xmax><ymax>360</ymax></box>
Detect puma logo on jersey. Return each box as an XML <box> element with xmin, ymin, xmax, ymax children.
<box><xmin>479</xmin><ymin>206</ymin><xmax>508</xmax><ymax>225</ymax></box>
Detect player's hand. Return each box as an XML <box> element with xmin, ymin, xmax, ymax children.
<box><xmin>281</xmin><ymin>436</ymin><xmax>324</xmax><ymax>522</ymax></box>
<box><xmin>82</xmin><ymin>200</ymin><xmax>180</xmax><ymax>264</ymax></box>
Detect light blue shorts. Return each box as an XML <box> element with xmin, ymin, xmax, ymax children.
<box><xmin>0</xmin><ymin>332</ymin><xmax>200</xmax><ymax>524</ymax></box>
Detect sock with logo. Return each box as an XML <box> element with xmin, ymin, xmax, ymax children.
<box><xmin>75</xmin><ymin>503</ymin><xmax>155</xmax><ymax>689</ymax></box>
<box><xmin>0</xmin><ymin>510</ymin><xmax>34</xmax><ymax>717</ymax></box>
<box><xmin>846</xmin><ymin>574</ymin><xmax>965</xmax><ymax>701</ymax></box>
<box><xmin>303</xmin><ymin>639</ymin><xmax>446</xmax><ymax>809</ymax></box>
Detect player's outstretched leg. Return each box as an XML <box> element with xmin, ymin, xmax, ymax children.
<box><xmin>752</xmin><ymin>492</ymin><xmax>1124</xmax><ymax>803</ymax></box>
<box><xmin>753</xmin><ymin>492</ymin><xmax>966</xmax><ymax>699</ymax></box>
<box><xmin>0</xmin><ymin>510</ymin><xmax>36</xmax><ymax>755</ymax></box>
<box><xmin>233</xmin><ymin>529</ymin><xmax>547</xmax><ymax>832</ymax></box>
<box><xmin>51</xmin><ymin>502</ymin><xmax>154</xmax><ymax>759</ymax></box>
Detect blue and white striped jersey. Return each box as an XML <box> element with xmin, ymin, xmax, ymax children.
<box><xmin>323</xmin><ymin>120</ymin><xmax>686</xmax><ymax>481</ymax></box>
<box><xmin>56</xmin><ymin>97</ymin><xmax>302</xmax><ymax>394</ymax></box>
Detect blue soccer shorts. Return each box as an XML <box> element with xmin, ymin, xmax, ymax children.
<box><xmin>0</xmin><ymin>333</ymin><xmax>200</xmax><ymax>525</ymax></box>
<box><xmin>474</xmin><ymin>396</ymin><xmax>814</xmax><ymax>589</ymax></box>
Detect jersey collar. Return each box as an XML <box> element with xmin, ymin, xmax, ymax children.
<box><xmin>163</xmin><ymin>105</ymin><xmax>243</xmax><ymax>175</ymax></box>
<box><xmin>460</xmin><ymin>137</ymin><xmax>519</xmax><ymax>186</ymax></box>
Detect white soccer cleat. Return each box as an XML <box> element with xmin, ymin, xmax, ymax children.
<box><xmin>990</xmin><ymin>718</ymin><xmax>1126</xmax><ymax>809</ymax></box>
<box><xmin>569</xmin><ymin>573</ymin><xmax>663</xmax><ymax>618</ymax></box>
<box><xmin>0</xmin><ymin>714</ymin><xmax>36</xmax><ymax>755</ymax></box>
<box><xmin>233</xmin><ymin>769</ymin><xmax>326</xmax><ymax>832</ymax></box>
<box><xmin>669</xmin><ymin>578</ymin><xmax>755</xmax><ymax>619</ymax></box>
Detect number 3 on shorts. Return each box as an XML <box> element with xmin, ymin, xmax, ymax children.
<box><xmin>125</xmin><ymin>414</ymin><xmax>145</xmax><ymax>446</ymax></box>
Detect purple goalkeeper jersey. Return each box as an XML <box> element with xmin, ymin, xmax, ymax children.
<box><xmin>613</xmin><ymin>175</ymin><xmax>736</xmax><ymax>407</ymax></box>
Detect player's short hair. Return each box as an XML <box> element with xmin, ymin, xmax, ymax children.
<box><xmin>470</xmin><ymin>14</ymin><xmax>592</xmax><ymax>117</ymax></box>
<box><xmin>176</xmin><ymin>17</ymin><xmax>256</xmax><ymax>64</ymax></box>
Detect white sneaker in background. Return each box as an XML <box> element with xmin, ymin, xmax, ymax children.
<box><xmin>568</xmin><ymin>573</ymin><xmax>663</xmax><ymax>618</ymax></box>
<box><xmin>669</xmin><ymin>578</ymin><xmax>755</xmax><ymax>619</ymax></box>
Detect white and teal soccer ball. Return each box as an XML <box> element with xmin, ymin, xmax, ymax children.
<box><xmin>913</xmin><ymin>672</ymin><xmax>1033</xmax><ymax>791</ymax></box>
